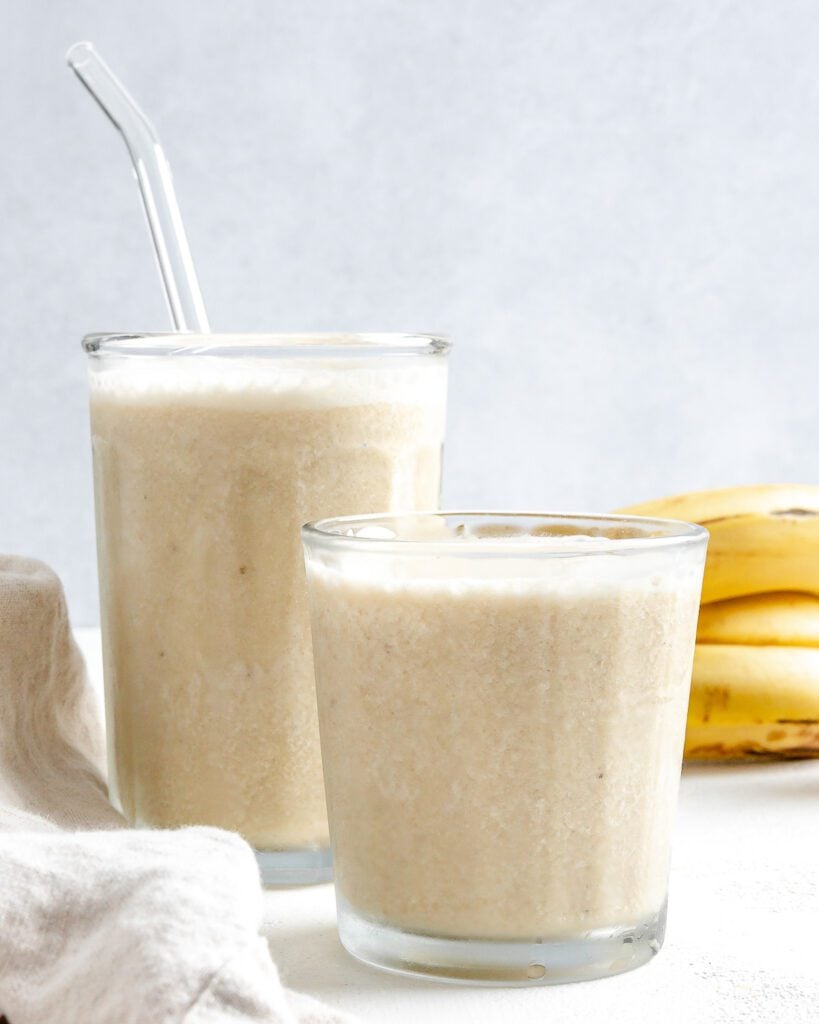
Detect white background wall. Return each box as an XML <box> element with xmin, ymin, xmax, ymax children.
<box><xmin>1</xmin><ymin>0</ymin><xmax>817</xmax><ymax>624</ymax></box>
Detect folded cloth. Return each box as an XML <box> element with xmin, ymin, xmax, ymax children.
<box><xmin>0</xmin><ymin>556</ymin><xmax>355</xmax><ymax>1024</ymax></box>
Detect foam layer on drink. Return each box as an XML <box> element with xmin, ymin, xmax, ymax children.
<box><xmin>90</xmin><ymin>355</ymin><xmax>447</xmax><ymax>414</ymax></box>
<box><xmin>307</xmin><ymin>531</ymin><xmax>704</xmax><ymax>590</ymax></box>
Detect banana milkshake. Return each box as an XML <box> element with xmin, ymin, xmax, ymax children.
<box><xmin>86</xmin><ymin>334</ymin><xmax>448</xmax><ymax>883</ymax></box>
<box><xmin>303</xmin><ymin>513</ymin><xmax>707</xmax><ymax>981</ymax></box>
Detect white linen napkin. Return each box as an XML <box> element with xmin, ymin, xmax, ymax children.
<box><xmin>0</xmin><ymin>555</ymin><xmax>355</xmax><ymax>1024</ymax></box>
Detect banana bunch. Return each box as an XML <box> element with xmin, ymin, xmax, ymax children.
<box><xmin>621</xmin><ymin>484</ymin><xmax>819</xmax><ymax>761</ymax></box>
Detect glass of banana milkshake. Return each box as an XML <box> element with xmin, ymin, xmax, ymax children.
<box><xmin>302</xmin><ymin>512</ymin><xmax>707</xmax><ymax>982</ymax></box>
<box><xmin>84</xmin><ymin>333</ymin><xmax>449</xmax><ymax>884</ymax></box>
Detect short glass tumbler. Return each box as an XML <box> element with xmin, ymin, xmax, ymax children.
<box><xmin>85</xmin><ymin>333</ymin><xmax>449</xmax><ymax>885</ymax></box>
<box><xmin>302</xmin><ymin>512</ymin><xmax>707</xmax><ymax>982</ymax></box>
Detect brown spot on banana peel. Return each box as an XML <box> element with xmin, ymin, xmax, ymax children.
<box><xmin>698</xmin><ymin>508</ymin><xmax>818</xmax><ymax>526</ymax></box>
<box><xmin>746</xmin><ymin>746</ymin><xmax>819</xmax><ymax>759</ymax></box>
<box><xmin>685</xmin><ymin>744</ymin><xmax>819</xmax><ymax>761</ymax></box>
<box><xmin>698</xmin><ymin>684</ymin><xmax>732</xmax><ymax>723</ymax></box>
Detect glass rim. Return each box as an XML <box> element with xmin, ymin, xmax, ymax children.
<box><xmin>302</xmin><ymin>511</ymin><xmax>708</xmax><ymax>558</ymax></box>
<box><xmin>82</xmin><ymin>332</ymin><xmax>450</xmax><ymax>359</ymax></box>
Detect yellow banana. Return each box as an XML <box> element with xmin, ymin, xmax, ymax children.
<box><xmin>621</xmin><ymin>483</ymin><xmax>819</xmax><ymax>523</ymax></box>
<box><xmin>697</xmin><ymin>592</ymin><xmax>819</xmax><ymax>647</ymax></box>
<box><xmin>620</xmin><ymin>486</ymin><xmax>819</xmax><ymax>759</ymax></box>
<box><xmin>702</xmin><ymin>512</ymin><xmax>819</xmax><ymax>602</ymax></box>
<box><xmin>620</xmin><ymin>484</ymin><xmax>819</xmax><ymax>602</ymax></box>
<box><xmin>685</xmin><ymin>643</ymin><xmax>819</xmax><ymax>760</ymax></box>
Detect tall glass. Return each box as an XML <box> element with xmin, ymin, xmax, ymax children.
<box><xmin>302</xmin><ymin>512</ymin><xmax>707</xmax><ymax>982</ymax></box>
<box><xmin>84</xmin><ymin>333</ymin><xmax>449</xmax><ymax>884</ymax></box>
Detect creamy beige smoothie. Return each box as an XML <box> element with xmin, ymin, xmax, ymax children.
<box><xmin>86</xmin><ymin>335</ymin><xmax>448</xmax><ymax>864</ymax></box>
<box><xmin>304</xmin><ymin>515</ymin><xmax>706</xmax><ymax>949</ymax></box>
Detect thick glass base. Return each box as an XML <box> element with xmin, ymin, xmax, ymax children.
<box><xmin>338</xmin><ymin>900</ymin><xmax>666</xmax><ymax>985</ymax></box>
<box><xmin>255</xmin><ymin>845</ymin><xmax>332</xmax><ymax>887</ymax></box>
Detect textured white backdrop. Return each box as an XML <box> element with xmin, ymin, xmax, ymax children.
<box><xmin>1</xmin><ymin>0</ymin><xmax>817</xmax><ymax>624</ymax></box>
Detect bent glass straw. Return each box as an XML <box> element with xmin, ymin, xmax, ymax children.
<box><xmin>67</xmin><ymin>41</ymin><xmax>210</xmax><ymax>333</ymax></box>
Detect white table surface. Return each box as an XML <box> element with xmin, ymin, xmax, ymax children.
<box><xmin>76</xmin><ymin>628</ymin><xmax>819</xmax><ymax>1023</ymax></box>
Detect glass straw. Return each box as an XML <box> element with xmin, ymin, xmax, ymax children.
<box><xmin>66</xmin><ymin>41</ymin><xmax>210</xmax><ymax>333</ymax></box>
